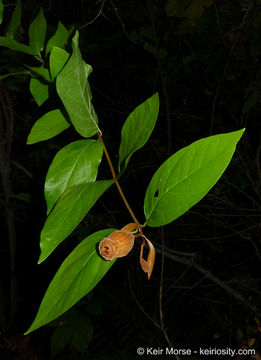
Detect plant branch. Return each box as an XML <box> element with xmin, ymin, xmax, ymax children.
<box><xmin>160</xmin><ymin>247</ymin><xmax>261</xmax><ymax>317</ymax></box>
<box><xmin>210</xmin><ymin>0</ymin><xmax>253</xmax><ymax>133</ymax></box>
<box><xmin>128</xmin><ymin>271</ymin><xmax>162</xmax><ymax>331</ymax></box>
<box><xmin>146</xmin><ymin>0</ymin><xmax>172</xmax><ymax>154</ymax></box>
<box><xmin>97</xmin><ymin>132</ymin><xmax>141</xmax><ymax>228</ymax></box>
<box><xmin>159</xmin><ymin>228</ymin><xmax>180</xmax><ymax>360</ymax></box>
<box><xmin>79</xmin><ymin>0</ymin><xmax>106</xmax><ymax>29</ymax></box>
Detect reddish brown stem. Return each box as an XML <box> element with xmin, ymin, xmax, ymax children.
<box><xmin>97</xmin><ymin>132</ymin><xmax>141</xmax><ymax>230</ymax></box>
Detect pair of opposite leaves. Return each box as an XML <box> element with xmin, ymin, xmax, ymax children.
<box><xmin>99</xmin><ymin>223</ymin><xmax>155</xmax><ymax>279</ymax></box>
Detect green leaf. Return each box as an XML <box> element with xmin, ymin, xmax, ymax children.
<box><xmin>0</xmin><ymin>37</ymin><xmax>35</xmax><ymax>54</ymax></box>
<box><xmin>45</xmin><ymin>139</ymin><xmax>103</xmax><ymax>214</ymax></box>
<box><xmin>27</xmin><ymin>109</ymin><xmax>70</xmax><ymax>145</ymax></box>
<box><xmin>49</xmin><ymin>47</ymin><xmax>70</xmax><ymax>80</ymax></box>
<box><xmin>28</xmin><ymin>8</ymin><xmax>47</xmax><ymax>55</ymax></box>
<box><xmin>144</xmin><ymin>129</ymin><xmax>245</xmax><ymax>227</ymax></box>
<box><xmin>0</xmin><ymin>70</ymin><xmax>30</xmax><ymax>80</ymax></box>
<box><xmin>6</xmin><ymin>0</ymin><xmax>22</xmax><ymax>39</ymax></box>
<box><xmin>45</xmin><ymin>21</ymin><xmax>73</xmax><ymax>55</ymax></box>
<box><xmin>12</xmin><ymin>192</ymin><xmax>30</xmax><ymax>203</ymax></box>
<box><xmin>118</xmin><ymin>93</ymin><xmax>159</xmax><ymax>173</ymax></box>
<box><xmin>56</xmin><ymin>31</ymin><xmax>100</xmax><ymax>138</ymax></box>
<box><xmin>38</xmin><ymin>180</ymin><xmax>113</xmax><ymax>263</ymax></box>
<box><xmin>26</xmin><ymin>66</ymin><xmax>51</xmax><ymax>82</ymax></box>
<box><xmin>25</xmin><ymin>228</ymin><xmax>116</xmax><ymax>334</ymax></box>
<box><xmin>0</xmin><ymin>0</ymin><xmax>3</xmax><ymax>25</ymax></box>
<box><xmin>29</xmin><ymin>78</ymin><xmax>49</xmax><ymax>106</ymax></box>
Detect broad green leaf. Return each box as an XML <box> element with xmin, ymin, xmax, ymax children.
<box><xmin>45</xmin><ymin>21</ymin><xmax>73</xmax><ymax>55</ymax></box>
<box><xmin>49</xmin><ymin>47</ymin><xmax>69</xmax><ymax>80</ymax></box>
<box><xmin>38</xmin><ymin>180</ymin><xmax>113</xmax><ymax>263</ymax></box>
<box><xmin>27</xmin><ymin>109</ymin><xmax>70</xmax><ymax>145</ymax></box>
<box><xmin>28</xmin><ymin>8</ymin><xmax>47</xmax><ymax>55</ymax></box>
<box><xmin>144</xmin><ymin>129</ymin><xmax>245</xmax><ymax>227</ymax></box>
<box><xmin>56</xmin><ymin>31</ymin><xmax>100</xmax><ymax>138</ymax></box>
<box><xmin>26</xmin><ymin>66</ymin><xmax>51</xmax><ymax>82</ymax></box>
<box><xmin>45</xmin><ymin>139</ymin><xmax>103</xmax><ymax>214</ymax></box>
<box><xmin>29</xmin><ymin>78</ymin><xmax>49</xmax><ymax>106</ymax></box>
<box><xmin>0</xmin><ymin>0</ymin><xmax>3</xmax><ymax>25</ymax></box>
<box><xmin>6</xmin><ymin>0</ymin><xmax>22</xmax><ymax>39</ymax></box>
<box><xmin>0</xmin><ymin>37</ymin><xmax>35</xmax><ymax>54</ymax></box>
<box><xmin>25</xmin><ymin>229</ymin><xmax>116</xmax><ymax>334</ymax></box>
<box><xmin>118</xmin><ymin>93</ymin><xmax>159</xmax><ymax>173</ymax></box>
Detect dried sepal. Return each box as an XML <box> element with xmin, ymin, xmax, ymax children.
<box><xmin>121</xmin><ymin>222</ymin><xmax>138</xmax><ymax>233</ymax></box>
<box><xmin>139</xmin><ymin>235</ymin><xmax>155</xmax><ymax>280</ymax></box>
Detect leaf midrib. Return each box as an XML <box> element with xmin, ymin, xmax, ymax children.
<box><xmin>146</xmin><ymin>141</ymin><xmax>232</xmax><ymax>221</ymax></box>
<box><xmin>74</xmin><ymin>45</ymin><xmax>97</xmax><ymax>128</ymax></box>
<box><xmin>43</xmin><ymin>184</ymin><xmax>89</xmax><ymax>251</ymax></box>
<box><xmin>61</xmin><ymin>141</ymin><xmax>96</xmax><ymax>191</ymax></box>
<box><xmin>37</xmin><ymin>248</ymin><xmax>97</xmax><ymax>323</ymax></box>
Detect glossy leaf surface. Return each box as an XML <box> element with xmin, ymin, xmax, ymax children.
<box><xmin>25</xmin><ymin>229</ymin><xmax>116</xmax><ymax>334</ymax></box>
<box><xmin>29</xmin><ymin>78</ymin><xmax>49</xmax><ymax>106</ymax></box>
<box><xmin>0</xmin><ymin>37</ymin><xmax>35</xmax><ymax>54</ymax></box>
<box><xmin>45</xmin><ymin>139</ymin><xmax>103</xmax><ymax>214</ymax></box>
<box><xmin>28</xmin><ymin>8</ymin><xmax>47</xmax><ymax>55</ymax></box>
<box><xmin>39</xmin><ymin>180</ymin><xmax>113</xmax><ymax>263</ymax></box>
<box><xmin>27</xmin><ymin>66</ymin><xmax>51</xmax><ymax>82</ymax></box>
<box><xmin>144</xmin><ymin>129</ymin><xmax>245</xmax><ymax>227</ymax></box>
<box><xmin>56</xmin><ymin>31</ymin><xmax>100</xmax><ymax>138</ymax></box>
<box><xmin>45</xmin><ymin>21</ymin><xmax>73</xmax><ymax>55</ymax></box>
<box><xmin>118</xmin><ymin>93</ymin><xmax>159</xmax><ymax>173</ymax></box>
<box><xmin>49</xmin><ymin>47</ymin><xmax>69</xmax><ymax>80</ymax></box>
<box><xmin>27</xmin><ymin>109</ymin><xmax>70</xmax><ymax>145</ymax></box>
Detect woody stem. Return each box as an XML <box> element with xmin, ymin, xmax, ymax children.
<box><xmin>97</xmin><ymin>132</ymin><xmax>141</xmax><ymax>229</ymax></box>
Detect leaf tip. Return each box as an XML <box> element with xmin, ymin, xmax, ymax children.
<box><xmin>37</xmin><ymin>252</ymin><xmax>45</xmax><ymax>264</ymax></box>
<box><xmin>152</xmin><ymin>92</ymin><xmax>160</xmax><ymax>105</ymax></box>
<box><xmin>72</xmin><ymin>30</ymin><xmax>79</xmax><ymax>45</ymax></box>
<box><xmin>26</xmin><ymin>137</ymin><xmax>33</xmax><ymax>145</ymax></box>
<box><xmin>24</xmin><ymin>323</ymin><xmax>37</xmax><ymax>335</ymax></box>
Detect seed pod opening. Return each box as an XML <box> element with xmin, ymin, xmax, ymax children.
<box><xmin>99</xmin><ymin>230</ymin><xmax>134</xmax><ymax>260</ymax></box>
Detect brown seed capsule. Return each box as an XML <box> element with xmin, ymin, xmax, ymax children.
<box><xmin>99</xmin><ymin>230</ymin><xmax>134</xmax><ymax>260</ymax></box>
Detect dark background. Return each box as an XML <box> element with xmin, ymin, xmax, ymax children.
<box><xmin>0</xmin><ymin>0</ymin><xmax>261</xmax><ymax>359</ymax></box>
